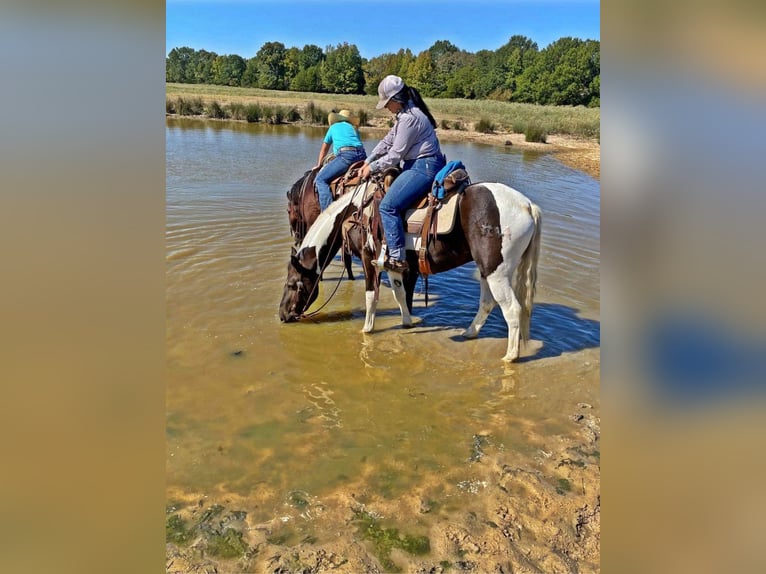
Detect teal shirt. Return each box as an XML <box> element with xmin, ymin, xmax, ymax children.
<box><xmin>324</xmin><ymin>122</ymin><xmax>363</xmax><ymax>154</ymax></box>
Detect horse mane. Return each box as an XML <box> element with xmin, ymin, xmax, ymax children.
<box><xmin>298</xmin><ymin>182</ymin><xmax>369</xmax><ymax>252</ymax></box>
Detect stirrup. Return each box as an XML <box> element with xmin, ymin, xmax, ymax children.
<box><xmin>382</xmin><ymin>258</ymin><xmax>409</xmax><ymax>272</ymax></box>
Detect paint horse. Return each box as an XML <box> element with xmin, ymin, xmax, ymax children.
<box><xmin>287</xmin><ymin>168</ymin><xmax>355</xmax><ymax>280</ymax></box>
<box><xmin>279</xmin><ymin>177</ymin><xmax>542</xmax><ymax>362</ymax></box>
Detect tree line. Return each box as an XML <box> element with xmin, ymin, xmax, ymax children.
<box><xmin>166</xmin><ymin>35</ymin><xmax>599</xmax><ymax>108</ymax></box>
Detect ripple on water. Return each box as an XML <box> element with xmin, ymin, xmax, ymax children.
<box><xmin>166</xmin><ymin>121</ymin><xmax>600</xmax><ymax>535</ymax></box>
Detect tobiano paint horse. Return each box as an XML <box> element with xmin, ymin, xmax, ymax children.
<box><xmin>278</xmin><ymin>178</ymin><xmax>542</xmax><ymax>362</ymax></box>
<box><xmin>287</xmin><ymin>168</ymin><xmax>355</xmax><ymax>280</ymax></box>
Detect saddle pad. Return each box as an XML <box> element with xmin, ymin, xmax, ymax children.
<box><xmin>404</xmin><ymin>192</ymin><xmax>460</xmax><ymax>235</ymax></box>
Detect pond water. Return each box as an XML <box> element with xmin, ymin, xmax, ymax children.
<box><xmin>165</xmin><ymin>117</ymin><xmax>600</xmax><ymax>559</ymax></box>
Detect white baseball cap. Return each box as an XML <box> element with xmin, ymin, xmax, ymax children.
<box><xmin>376</xmin><ymin>75</ymin><xmax>405</xmax><ymax>109</ymax></box>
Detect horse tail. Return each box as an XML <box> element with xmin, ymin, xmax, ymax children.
<box><xmin>514</xmin><ymin>203</ymin><xmax>542</xmax><ymax>341</ymax></box>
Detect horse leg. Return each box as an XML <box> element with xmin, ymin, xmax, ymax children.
<box><xmin>343</xmin><ymin>251</ymin><xmax>354</xmax><ymax>280</ymax></box>
<box><xmin>485</xmin><ymin>274</ymin><xmax>523</xmax><ymax>362</ymax></box>
<box><xmin>361</xmin><ymin>255</ymin><xmax>379</xmax><ymax>333</ymax></box>
<box><xmin>387</xmin><ymin>271</ymin><xmax>414</xmax><ymax>328</ymax></box>
<box><xmin>462</xmin><ymin>277</ymin><xmax>497</xmax><ymax>339</ymax></box>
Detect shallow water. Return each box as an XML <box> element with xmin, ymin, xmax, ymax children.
<box><xmin>166</xmin><ymin>117</ymin><xmax>600</xmax><ymax>549</ymax></box>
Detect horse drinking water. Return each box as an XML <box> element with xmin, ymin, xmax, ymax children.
<box><xmin>279</xmin><ymin>177</ymin><xmax>542</xmax><ymax>362</ymax></box>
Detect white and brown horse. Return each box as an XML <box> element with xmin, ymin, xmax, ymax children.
<box><xmin>279</xmin><ymin>178</ymin><xmax>542</xmax><ymax>362</ymax></box>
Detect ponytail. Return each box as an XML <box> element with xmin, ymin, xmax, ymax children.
<box><xmin>391</xmin><ymin>84</ymin><xmax>437</xmax><ymax>129</ymax></box>
<box><xmin>408</xmin><ymin>87</ymin><xmax>437</xmax><ymax>128</ymax></box>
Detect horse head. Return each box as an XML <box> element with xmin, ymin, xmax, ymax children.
<box><xmin>279</xmin><ymin>245</ymin><xmax>320</xmax><ymax>322</ymax></box>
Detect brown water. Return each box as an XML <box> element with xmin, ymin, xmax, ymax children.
<box><xmin>166</xmin><ymin>118</ymin><xmax>600</xmax><ymax>565</ymax></box>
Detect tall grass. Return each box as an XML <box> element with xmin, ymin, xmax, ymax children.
<box><xmin>524</xmin><ymin>124</ymin><xmax>548</xmax><ymax>143</ymax></box>
<box><xmin>206</xmin><ymin>101</ymin><xmax>227</xmax><ymax>119</ymax></box>
<box><xmin>305</xmin><ymin>101</ymin><xmax>326</xmax><ymax>124</ymax></box>
<box><xmin>165</xmin><ymin>83</ymin><xmax>599</xmax><ymax>139</ymax></box>
<box><xmin>475</xmin><ymin>118</ymin><xmax>496</xmax><ymax>134</ymax></box>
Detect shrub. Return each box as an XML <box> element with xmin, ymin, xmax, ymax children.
<box><xmin>357</xmin><ymin>109</ymin><xmax>369</xmax><ymax>127</ymax></box>
<box><xmin>176</xmin><ymin>97</ymin><xmax>190</xmax><ymax>115</ymax></box>
<box><xmin>166</xmin><ymin>98</ymin><xmax>176</xmax><ymax>114</ymax></box>
<box><xmin>475</xmin><ymin>118</ymin><xmax>496</xmax><ymax>134</ymax></box>
<box><xmin>286</xmin><ymin>106</ymin><xmax>301</xmax><ymax>122</ymax></box>
<box><xmin>525</xmin><ymin>124</ymin><xmax>547</xmax><ymax>143</ymax></box>
<box><xmin>270</xmin><ymin>108</ymin><xmax>285</xmax><ymax>124</ymax></box>
<box><xmin>176</xmin><ymin>96</ymin><xmax>204</xmax><ymax>116</ymax></box>
<box><xmin>305</xmin><ymin>101</ymin><xmax>326</xmax><ymax>124</ymax></box>
<box><xmin>260</xmin><ymin>105</ymin><xmax>274</xmax><ymax>122</ymax></box>
<box><xmin>452</xmin><ymin>120</ymin><xmax>465</xmax><ymax>131</ymax></box>
<box><xmin>440</xmin><ymin>119</ymin><xmax>451</xmax><ymax>130</ymax></box>
<box><xmin>206</xmin><ymin>100</ymin><xmax>227</xmax><ymax>119</ymax></box>
<box><xmin>512</xmin><ymin>121</ymin><xmax>525</xmax><ymax>134</ymax></box>
<box><xmin>244</xmin><ymin>103</ymin><xmax>261</xmax><ymax>123</ymax></box>
<box><xmin>228</xmin><ymin>102</ymin><xmax>246</xmax><ymax>120</ymax></box>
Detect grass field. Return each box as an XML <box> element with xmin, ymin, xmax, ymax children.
<box><xmin>166</xmin><ymin>83</ymin><xmax>600</xmax><ymax>140</ymax></box>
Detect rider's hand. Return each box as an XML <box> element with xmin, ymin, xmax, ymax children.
<box><xmin>360</xmin><ymin>163</ymin><xmax>371</xmax><ymax>180</ymax></box>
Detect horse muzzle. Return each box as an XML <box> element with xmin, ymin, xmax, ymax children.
<box><xmin>279</xmin><ymin>308</ymin><xmax>301</xmax><ymax>323</ymax></box>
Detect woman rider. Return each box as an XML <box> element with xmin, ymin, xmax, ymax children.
<box><xmin>359</xmin><ymin>75</ymin><xmax>446</xmax><ymax>272</ymax></box>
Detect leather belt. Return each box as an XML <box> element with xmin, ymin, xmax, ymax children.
<box><xmin>337</xmin><ymin>146</ymin><xmax>363</xmax><ymax>152</ymax></box>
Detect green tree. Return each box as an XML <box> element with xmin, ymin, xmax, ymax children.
<box><xmin>444</xmin><ymin>58</ymin><xmax>479</xmax><ymax>98</ymax></box>
<box><xmin>290</xmin><ymin>65</ymin><xmax>322</xmax><ymax>92</ymax></box>
<box><xmin>514</xmin><ymin>37</ymin><xmax>599</xmax><ymax>106</ymax></box>
<box><xmin>407</xmin><ymin>51</ymin><xmax>438</xmax><ymax>96</ymax></box>
<box><xmin>255</xmin><ymin>41</ymin><xmax>287</xmax><ymax>89</ymax></box>
<box><xmin>166</xmin><ymin>46</ymin><xmax>196</xmax><ymax>83</ymax></box>
<box><xmin>471</xmin><ymin>49</ymin><xmax>506</xmax><ymax>99</ymax></box>
<box><xmin>283</xmin><ymin>47</ymin><xmax>302</xmax><ymax>88</ymax></box>
<box><xmin>191</xmin><ymin>49</ymin><xmax>217</xmax><ymax>84</ymax></box>
<box><xmin>300</xmin><ymin>44</ymin><xmax>324</xmax><ymax>69</ymax></box>
<box><xmin>498</xmin><ymin>35</ymin><xmax>538</xmax><ymax>95</ymax></box>
<box><xmin>211</xmin><ymin>54</ymin><xmax>245</xmax><ymax>86</ymax></box>
<box><xmin>241</xmin><ymin>57</ymin><xmax>258</xmax><ymax>87</ymax></box>
<box><xmin>427</xmin><ymin>40</ymin><xmax>461</xmax><ymax>96</ymax></box>
<box><xmin>364</xmin><ymin>48</ymin><xmax>415</xmax><ymax>95</ymax></box>
<box><xmin>321</xmin><ymin>42</ymin><xmax>364</xmax><ymax>94</ymax></box>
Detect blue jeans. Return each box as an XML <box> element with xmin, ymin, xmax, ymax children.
<box><xmin>316</xmin><ymin>148</ymin><xmax>367</xmax><ymax>211</ymax></box>
<box><xmin>379</xmin><ymin>154</ymin><xmax>446</xmax><ymax>261</ymax></box>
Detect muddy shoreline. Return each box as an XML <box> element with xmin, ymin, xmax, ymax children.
<box><xmin>167</xmin><ymin>348</ymin><xmax>600</xmax><ymax>573</ymax></box>
<box><xmin>367</xmin><ymin>123</ymin><xmax>600</xmax><ymax>181</ymax></box>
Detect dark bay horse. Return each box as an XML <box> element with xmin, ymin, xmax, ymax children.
<box><xmin>287</xmin><ymin>168</ymin><xmax>354</xmax><ymax>280</ymax></box>
<box><xmin>279</xmin><ymin>179</ymin><xmax>542</xmax><ymax>362</ymax></box>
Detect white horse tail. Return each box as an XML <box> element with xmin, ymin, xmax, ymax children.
<box><xmin>514</xmin><ymin>203</ymin><xmax>542</xmax><ymax>341</ymax></box>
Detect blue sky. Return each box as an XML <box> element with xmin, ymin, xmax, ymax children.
<box><xmin>166</xmin><ymin>0</ymin><xmax>600</xmax><ymax>60</ymax></box>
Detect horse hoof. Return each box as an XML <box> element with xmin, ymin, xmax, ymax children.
<box><xmin>461</xmin><ymin>328</ymin><xmax>478</xmax><ymax>339</ymax></box>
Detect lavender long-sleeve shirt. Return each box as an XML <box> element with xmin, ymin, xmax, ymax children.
<box><xmin>367</xmin><ymin>103</ymin><xmax>441</xmax><ymax>173</ymax></box>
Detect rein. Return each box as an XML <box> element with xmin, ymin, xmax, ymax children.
<box><xmin>301</xmin><ymin>179</ymin><xmax>372</xmax><ymax>319</ymax></box>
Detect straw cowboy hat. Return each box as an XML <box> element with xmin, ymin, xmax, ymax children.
<box><xmin>328</xmin><ymin>109</ymin><xmax>360</xmax><ymax>127</ymax></box>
